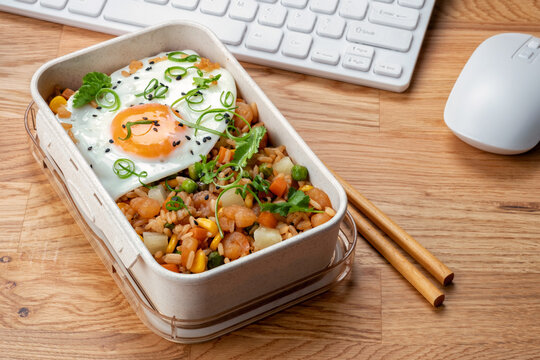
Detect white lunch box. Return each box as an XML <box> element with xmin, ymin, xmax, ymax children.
<box><xmin>29</xmin><ymin>21</ymin><xmax>353</xmax><ymax>342</ymax></box>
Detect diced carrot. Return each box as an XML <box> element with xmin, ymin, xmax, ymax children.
<box><xmin>269</xmin><ymin>176</ymin><xmax>287</xmax><ymax>197</ymax></box>
<box><xmin>191</xmin><ymin>226</ymin><xmax>208</xmax><ymax>242</ymax></box>
<box><xmin>61</xmin><ymin>123</ymin><xmax>72</xmax><ymax>130</ymax></box>
<box><xmin>258</xmin><ymin>211</ymin><xmax>277</xmax><ymax>228</ymax></box>
<box><xmin>161</xmin><ymin>263</ymin><xmax>179</xmax><ymax>273</ymax></box>
<box><xmin>217</xmin><ymin>146</ymin><xmax>232</xmax><ymax>164</ymax></box>
<box><xmin>61</xmin><ymin>88</ymin><xmax>75</xmax><ymax>100</ymax></box>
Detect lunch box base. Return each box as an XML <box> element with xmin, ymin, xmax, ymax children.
<box><xmin>26</xmin><ymin>102</ymin><xmax>357</xmax><ymax>343</ymax></box>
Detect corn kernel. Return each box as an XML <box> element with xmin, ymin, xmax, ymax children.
<box><xmin>165</xmin><ymin>234</ymin><xmax>178</xmax><ymax>254</ymax></box>
<box><xmin>244</xmin><ymin>193</ymin><xmax>253</xmax><ymax>208</ymax></box>
<box><xmin>210</xmin><ymin>233</ymin><xmax>222</xmax><ymax>251</ymax></box>
<box><xmin>196</xmin><ymin>218</ymin><xmax>218</xmax><ymax>236</ymax></box>
<box><xmin>299</xmin><ymin>185</ymin><xmax>314</xmax><ymax>192</ymax></box>
<box><xmin>190</xmin><ymin>249</ymin><xmax>208</xmax><ymax>273</ymax></box>
<box><xmin>49</xmin><ymin>95</ymin><xmax>67</xmax><ymax>114</ymax></box>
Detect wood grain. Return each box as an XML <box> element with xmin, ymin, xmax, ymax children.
<box><xmin>1</xmin><ymin>1</ymin><xmax>540</xmax><ymax>358</ymax></box>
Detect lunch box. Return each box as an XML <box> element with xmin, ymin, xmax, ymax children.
<box><xmin>28</xmin><ymin>21</ymin><xmax>355</xmax><ymax>342</ymax></box>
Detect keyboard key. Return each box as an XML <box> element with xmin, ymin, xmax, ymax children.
<box><xmin>257</xmin><ymin>0</ymin><xmax>277</xmax><ymax>3</ymax></box>
<box><xmin>281</xmin><ymin>0</ymin><xmax>307</xmax><ymax>9</ymax></box>
<box><xmin>372</xmin><ymin>0</ymin><xmax>394</xmax><ymax>3</ymax></box>
<box><xmin>15</xmin><ymin>0</ymin><xmax>36</xmax><ymax>3</ymax></box>
<box><xmin>245</xmin><ymin>24</ymin><xmax>283</xmax><ymax>53</ymax></box>
<box><xmin>346</xmin><ymin>21</ymin><xmax>413</xmax><ymax>52</ymax></box>
<box><xmin>258</xmin><ymin>4</ymin><xmax>287</xmax><ymax>27</ymax></box>
<box><xmin>374</xmin><ymin>62</ymin><xmax>402</xmax><ymax>77</ymax></box>
<box><xmin>339</xmin><ymin>0</ymin><xmax>368</xmax><ymax>20</ymax></box>
<box><xmin>229</xmin><ymin>0</ymin><xmax>259</xmax><ymax>21</ymax></box>
<box><xmin>201</xmin><ymin>0</ymin><xmax>230</xmax><ymax>16</ymax></box>
<box><xmin>311</xmin><ymin>47</ymin><xmax>340</xmax><ymax>65</ymax></box>
<box><xmin>528</xmin><ymin>39</ymin><xmax>540</xmax><ymax>49</ymax></box>
<box><xmin>104</xmin><ymin>0</ymin><xmax>246</xmax><ymax>45</ymax></box>
<box><xmin>310</xmin><ymin>0</ymin><xmax>338</xmax><ymax>15</ymax></box>
<box><xmin>40</xmin><ymin>0</ymin><xmax>67</xmax><ymax>10</ymax></box>
<box><xmin>171</xmin><ymin>0</ymin><xmax>199</xmax><ymax>10</ymax></box>
<box><xmin>343</xmin><ymin>54</ymin><xmax>371</xmax><ymax>71</ymax></box>
<box><xmin>398</xmin><ymin>0</ymin><xmax>425</xmax><ymax>9</ymax></box>
<box><xmin>369</xmin><ymin>3</ymin><xmax>420</xmax><ymax>30</ymax></box>
<box><xmin>345</xmin><ymin>44</ymin><xmax>374</xmax><ymax>59</ymax></box>
<box><xmin>68</xmin><ymin>0</ymin><xmax>106</xmax><ymax>17</ymax></box>
<box><xmin>287</xmin><ymin>10</ymin><xmax>316</xmax><ymax>33</ymax></box>
<box><xmin>282</xmin><ymin>32</ymin><xmax>312</xmax><ymax>59</ymax></box>
<box><xmin>145</xmin><ymin>0</ymin><xmax>169</xmax><ymax>4</ymax></box>
<box><xmin>316</xmin><ymin>16</ymin><xmax>345</xmax><ymax>39</ymax></box>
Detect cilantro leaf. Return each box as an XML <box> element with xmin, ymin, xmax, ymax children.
<box><xmin>260</xmin><ymin>187</ymin><xmax>319</xmax><ymax>217</ymax></box>
<box><xmin>250</xmin><ymin>174</ymin><xmax>270</xmax><ymax>193</ymax></box>
<box><xmin>193</xmin><ymin>74</ymin><xmax>221</xmax><ymax>89</ymax></box>
<box><xmin>194</xmin><ymin>155</ymin><xmax>218</xmax><ymax>184</ymax></box>
<box><xmin>233</xmin><ymin>125</ymin><xmax>267</xmax><ymax>168</ymax></box>
<box><xmin>72</xmin><ymin>71</ymin><xmax>112</xmax><ymax>108</ymax></box>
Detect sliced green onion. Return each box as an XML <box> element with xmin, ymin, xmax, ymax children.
<box><xmin>95</xmin><ymin>88</ymin><xmax>120</xmax><ymax>111</ymax></box>
<box><xmin>164</xmin><ymin>66</ymin><xmax>187</xmax><ymax>82</ymax></box>
<box><xmin>168</xmin><ymin>51</ymin><xmax>200</xmax><ymax>63</ymax></box>
<box><xmin>118</xmin><ymin>120</ymin><xmax>154</xmax><ymax>141</ymax></box>
<box><xmin>113</xmin><ymin>158</ymin><xmax>135</xmax><ymax>179</ymax></box>
<box><xmin>220</xmin><ymin>90</ymin><xmax>234</xmax><ymax>108</ymax></box>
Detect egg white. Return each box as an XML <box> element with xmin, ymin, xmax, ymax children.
<box><xmin>61</xmin><ymin>50</ymin><xmax>236</xmax><ymax>200</ymax></box>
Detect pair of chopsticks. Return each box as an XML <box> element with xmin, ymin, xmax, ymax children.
<box><xmin>331</xmin><ymin>170</ymin><xmax>453</xmax><ymax>307</ymax></box>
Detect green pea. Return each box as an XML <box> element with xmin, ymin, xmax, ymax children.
<box><xmin>188</xmin><ymin>163</ymin><xmax>200</xmax><ymax>180</ymax></box>
<box><xmin>291</xmin><ymin>164</ymin><xmax>308</xmax><ymax>181</ymax></box>
<box><xmin>259</xmin><ymin>163</ymin><xmax>273</xmax><ymax>178</ymax></box>
<box><xmin>207</xmin><ymin>251</ymin><xmax>224</xmax><ymax>270</ymax></box>
<box><xmin>182</xmin><ymin>178</ymin><xmax>197</xmax><ymax>193</ymax></box>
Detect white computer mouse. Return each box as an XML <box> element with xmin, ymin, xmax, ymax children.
<box><xmin>444</xmin><ymin>33</ymin><xmax>540</xmax><ymax>155</ymax></box>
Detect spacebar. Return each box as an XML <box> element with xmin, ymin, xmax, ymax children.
<box><xmin>103</xmin><ymin>0</ymin><xmax>246</xmax><ymax>45</ymax></box>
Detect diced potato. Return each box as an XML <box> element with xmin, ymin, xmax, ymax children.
<box><xmin>273</xmin><ymin>156</ymin><xmax>294</xmax><ymax>175</ymax></box>
<box><xmin>253</xmin><ymin>227</ymin><xmax>282</xmax><ymax>251</ymax></box>
<box><xmin>148</xmin><ymin>184</ymin><xmax>167</xmax><ymax>205</ymax></box>
<box><xmin>219</xmin><ymin>188</ymin><xmax>245</xmax><ymax>207</ymax></box>
<box><xmin>143</xmin><ymin>232</ymin><xmax>168</xmax><ymax>255</ymax></box>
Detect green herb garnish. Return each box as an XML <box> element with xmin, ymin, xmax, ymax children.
<box><xmin>232</xmin><ymin>126</ymin><xmax>267</xmax><ymax>168</ymax></box>
<box><xmin>193</xmin><ymin>74</ymin><xmax>221</xmax><ymax>89</ymax></box>
<box><xmin>250</xmin><ymin>174</ymin><xmax>270</xmax><ymax>193</ymax></box>
<box><xmin>95</xmin><ymin>88</ymin><xmax>120</xmax><ymax>111</ymax></box>
<box><xmin>112</xmin><ymin>158</ymin><xmax>152</xmax><ymax>189</ymax></box>
<box><xmin>261</xmin><ymin>187</ymin><xmax>322</xmax><ymax>217</ymax></box>
<box><xmin>72</xmin><ymin>72</ymin><xmax>112</xmax><ymax>108</ymax></box>
<box><xmin>136</xmin><ymin>78</ymin><xmax>168</xmax><ymax>100</ymax></box>
<box><xmin>166</xmin><ymin>195</ymin><xmax>188</xmax><ymax>211</ymax></box>
<box><xmin>194</xmin><ymin>155</ymin><xmax>218</xmax><ymax>184</ymax></box>
<box><xmin>168</xmin><ymin>51</ymin><xmax>200</xmax><ymax>63</ymax></box>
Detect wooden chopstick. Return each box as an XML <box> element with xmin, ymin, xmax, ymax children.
<box><xmin>331</xmin><ymin>170</ymin><xmax>454</xmax><ymax>286</ymax></box>
<box><xmin>348</xmin><ymin>206</ymin><xmax>445</xmax><ymax>307</ymax></box>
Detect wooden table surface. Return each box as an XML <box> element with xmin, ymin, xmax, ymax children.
<box><xmin>2</xmin><ymin>1</ymin><xmax>540</xmax><ymax>359</ymax></box>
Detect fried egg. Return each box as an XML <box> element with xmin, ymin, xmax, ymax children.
<box><xmin>61</xmin><ymin>50</ymin><xmax>236</xmax><ymax>200</ymax></box>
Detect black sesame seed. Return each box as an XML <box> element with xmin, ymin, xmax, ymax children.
<box><xmin>196</xmin><ymin>141</ymin><xmax>201</xmax><ymax>145</ymax></box>
<box><xmin>134</xmin><ymin>76</ymin><xmax>140</xmax><ymax>80</ymax></box>
<box><xmin>109</xmin><ymin>139</ymin><xmax>114</xmax><ymax>144</ymax></box>
<box><xmin>205</xmin><ymin>136</ymin><xmax>211</xmax><ymax>140</ymax></box>
<box><xmin>105</xmin><ymin>148</ymin><xmax>110</xmax><ymax>153</ymax></box>
<box><xmin>216</xmin><ymin>185</ymin><xmax>220</xmax><ymax>189</ymax></box>
<box><xmin>148</xmin><ymin>94</ymin><xmax>153</xmax><ymax>100</ymax></box>
<box><xmin>193</xmin><ymin>220</ymin><xmax>199</xmax><ymax>226</ymax></box>
<box><xmin>122</xmin><ymin>124</ymin><xmax>126</xmax><ymax>128</ymax></box>
<box><xmin>176</xmin><ymin>75</ymin><xmax>182</xmax><ymax>80</ymax></box>
<box><xmin>112</xmin><ymin>86</ymin><xmax>117</xmax><ymax>90</ymax></box>
<box><xmin>150</xmin><ymin>61</ymin><xmax>155</xmax><ymax>64</ymax></box>
<box><xmin>172</xmin><ymin>196</ymin><xmax>179</xmax><ymax>201</ymax></box>
<box><xmin>181</xmin><ymin>92</ymin><xmax>186</xmax><ymax>95</ymax></box>
<box><xmin>145</xmin><ymin>66</ymin><xmax>152</xmax><ymax>71</ymax></box>
<box><xmin>96</xmin><ymin>106</ymin><xmax>102</xmax><ymax>110</ymax></box>
<box><xmin>204</xmin><ymin>194</ymin><xmax>209</xmax><ymax>200</ymax></box>
<box><xmin>143</xmin><ymin>117</ymin><xmax>148</xmax><ymax>120</ymax></box>
<box><xmin>178</xmin><ymin>123</ymin><xmax>184</xmax><ymax>127</ymax></box>
<box><xmin>185</xmin><ymin>135</ymin><xmax>191</xmax><ymax>140</ymax></box>
<box><xmin>190</xmin><ymin>150</ymin><xmax>194</xmax><ymax>155</ymax></box>
<box><xmin>92</xmin><ymin>114</ymin><xmax>97</xmax><ymax>117</ymax></box>
<box><xmin>153</xmin><ymin>128</ymin><xmax>158</xmax><ymax>132</ymax></box>
<box><xmin>87</xmin><ymin>146</ymin><xmax>93</xmax><ymax>151</ymax></box>
<box><xmin>117</xmin><ymin>80</ymin><xmax>122</xmax><ymax>84</ymax></box>
<box><xmin>90</xmin><ymin>164</ymin><xmax>93</xmax><ymax>168</ymax></box>
<box><xmin>202</xmin><ymin>138</ymin><xmax>207</xmax><ymax>143</ymax></box>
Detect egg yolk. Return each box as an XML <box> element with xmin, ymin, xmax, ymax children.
<box><xmin>111</xmin><ymin>103</ymin><xmax>184</xmax><ymax>158</ymax></box>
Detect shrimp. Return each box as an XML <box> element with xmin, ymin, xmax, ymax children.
<box><xmin>130</xmin><ymin>197</ymin><xmax>161</xmax><ymax>219</ymax></box>
<box><xmin>193</xmin><ymin>190</ymin><xmax>216</xmax><ymax>217</ymax></box>
<box><xmin>222</xmin><ymin>205</ymin><xmax>257</xmax><ymax>228</ymax></box>
<box><xmin>233</xmin><ymin>101</ymin><xmax>254</xmax><ymax>131</ymax></box>
<box><xmin>222</xmin><ymin>232</ymin><xmax>250</xmax><ymax>260</ymax></box>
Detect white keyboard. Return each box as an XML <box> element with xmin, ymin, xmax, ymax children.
<box><xmin>1</xmin><ymin>0</ymin><xmax>435</xmax><ymax>92</ymax></box>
